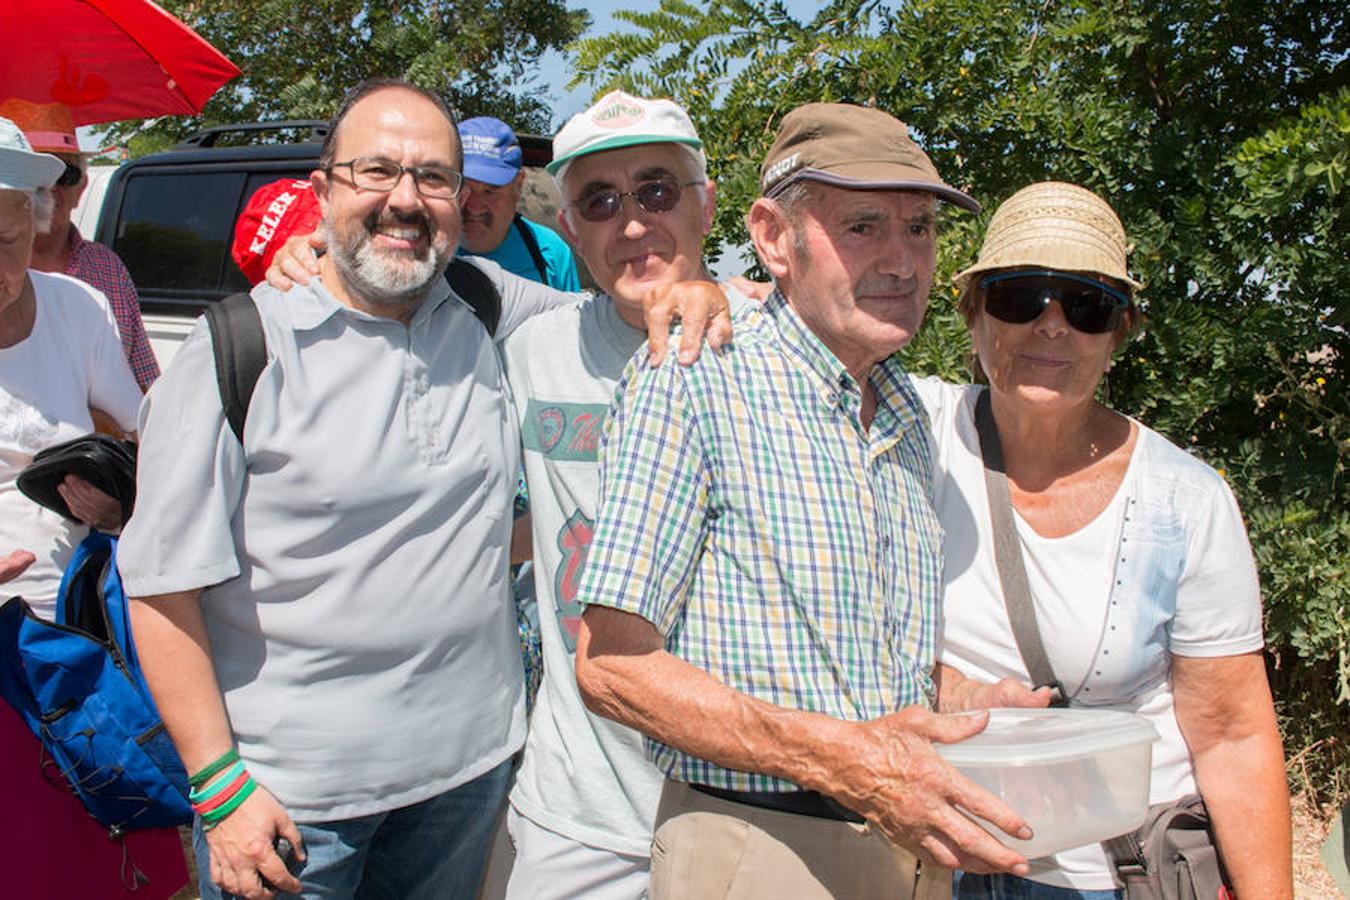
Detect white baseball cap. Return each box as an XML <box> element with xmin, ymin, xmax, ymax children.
<box><xmin>548</xmin><ymin>90</ymin><xmax>703</xmax><ymax>176</ymax></box>
<box><xmin>0</xmin><ymin>116</ymin><xmax>64</xmax><ymax>192</ymax></box>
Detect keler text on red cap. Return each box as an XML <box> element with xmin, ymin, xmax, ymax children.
<box><xmin>232</xmin><ymin>179</ymin><xmax>322</xmax><ymax>285</ymax></box>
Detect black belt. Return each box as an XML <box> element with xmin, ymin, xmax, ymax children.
<box><xmin>689</xmin><ymin>783</ymin><xmax>864</xmax><ymax>824</ymax></box>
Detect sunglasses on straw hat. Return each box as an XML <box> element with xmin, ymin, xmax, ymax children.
<box><xmin>979</xmin><ymin>269</ymin><xmax>1131</xmax><ymax>334</ymax></box>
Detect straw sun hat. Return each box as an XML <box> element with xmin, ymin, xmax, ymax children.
<box><xmin>954</xmin><ymin>181</ymin><xmax>1141</xmax><ymax>291</ymax></box>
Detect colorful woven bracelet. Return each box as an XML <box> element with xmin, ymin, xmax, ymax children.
<box><xmin>200</xmin><ymin>777</ymin><xmax>257</xmax><ymax>829</ymax></box>
<box><xmin>188</xmin><ymin>760</ymin><xmax>247</xmax><ymax>804</ymax></box>
<box><xmin>188</xmin><ymin>748</ymin><xmax>240</xmax><ymax>788</ymax></box>
<box><xmin>191</xmin><ymin>769</ymin><xmax>251</xmax><ymax>815</ymax></box>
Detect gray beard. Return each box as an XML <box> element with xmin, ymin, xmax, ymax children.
<box><xmin>328</xmin><ymin>220</ymin><xmax>450</xmax><ymax>312</ymax></box>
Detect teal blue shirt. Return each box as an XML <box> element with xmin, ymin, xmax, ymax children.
<box><xmin>461</xmin><ymin>215</ymin><xmax>580</xmax><ymax>292</ymax></box>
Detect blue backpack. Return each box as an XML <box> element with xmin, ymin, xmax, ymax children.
<box><xmin>0</xmin><ymin>531</ymin><xmax>192</xmax><ymax>836</ymax></box>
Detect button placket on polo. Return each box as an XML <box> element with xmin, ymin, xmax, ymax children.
<box><xmin>401</xmin><ymin>324</ymin><xmax>439</xmax><ymax>464</ymax></box>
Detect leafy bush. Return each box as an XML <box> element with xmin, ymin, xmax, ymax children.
<box><xmin>572</xmin><ymin>0</ymin><xmax>1350</xmax><ymax>803</ymax></box>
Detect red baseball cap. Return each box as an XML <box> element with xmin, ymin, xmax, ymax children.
<box><xmin>232</xmin><ymin>178</ymin><xmax>322</xmax><ymax>285</ymax></box>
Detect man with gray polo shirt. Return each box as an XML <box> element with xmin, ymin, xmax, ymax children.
<box><xmin>119</xmin><ymin>78</ymin><xmax>562</xmax><ymax>900</ymax></box>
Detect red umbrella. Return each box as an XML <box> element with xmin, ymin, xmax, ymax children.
<box><xmin>0</xmin><ymin>0</ymin><xmax>240</xmax><ymax>126</ymax></box>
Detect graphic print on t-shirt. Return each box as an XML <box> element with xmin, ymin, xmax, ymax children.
<box><xmin>521</xmin><ymin>398</ymin><xmax>610</xmax><ymax>653</ymax></box>
<box><xmin>554</xmin><ymin>509</ymin><xmax>593</xmax><ymax>653</ymax></box>
<box><xmin>521</xmin><ymin>399</ymin><xmax>607</xmax><ymax>462</ymax></box>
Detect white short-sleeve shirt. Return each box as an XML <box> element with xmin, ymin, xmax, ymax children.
<box><xmin>1</xmin><ymin>271</ymin><xmax>142</xmax><ymax>617</ymax></box>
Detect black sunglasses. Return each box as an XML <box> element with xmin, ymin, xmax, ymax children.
<box><xmin>570</xmin><ymin>179</ymin><xmax>703</xmax><ymax>223</ymax></box>
<box><xmin>55</xmin><ymin>161</ymin><xmax>83</xmax><ymax>188</ymax></box>
<box><xmin>979</xmin><ymin>269</ymin><xmax>1131</xmax><ymax>334</ymax></box>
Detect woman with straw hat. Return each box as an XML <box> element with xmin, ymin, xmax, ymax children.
<box><xmin>916</xmin><ymin>182</ymin><xmax>1291</xmax><ymax>898</ymax></box>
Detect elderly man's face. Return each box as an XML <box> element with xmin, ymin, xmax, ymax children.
<box><xmin>460</xmin><ymin>173</ymin><xmax>522</xmax><ymax>254</ymax></box>
<box><xmin>1</xmin><ymin>191</ymin><xmax>35</xmax><ymax>307</ymax></box>
<box><xmin>754</xmin><ymin>184</ymin><xmax>937</xmax><ymax>374</ymax></box>
<box><xmin>311</xmin><ymin>87</ymin><xmax>460</xmax><ymax>311</ymax></box>
<box><xmin>557</xmin><ymin>143</ymin><xmax>713</xmax><ymax>322</ymax></box>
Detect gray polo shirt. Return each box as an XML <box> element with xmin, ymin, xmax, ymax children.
<box><xmin>120</xmin><ymin>262</ymin><xmax>562</xmax><ymax>821</ymax></box>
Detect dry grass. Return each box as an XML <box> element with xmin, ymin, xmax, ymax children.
<box><xmin>1295</xmin><ymin>793</ymin><xmax>1344</xmax><ymax>899</ymax></box>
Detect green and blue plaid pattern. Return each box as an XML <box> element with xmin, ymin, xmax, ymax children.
<box><xmin>579</xmin><ymin>292</ymin><xmax>944</xmax><ymax>792</ymax></box>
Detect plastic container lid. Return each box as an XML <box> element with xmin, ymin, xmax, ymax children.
<box><xmin>936</xmin><ymin>708</ymin><xmax>1159</xmax><ymax>767</ymax></box>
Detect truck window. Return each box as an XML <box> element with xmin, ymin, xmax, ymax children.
<box><xmin>114</xmin><ymin>171</ymin><xmax>246</xmax><ymax>295</ymax></box>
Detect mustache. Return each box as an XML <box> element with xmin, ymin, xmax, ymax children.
<box><xmin>857</xmin><ymin>274</ymin><xmax>919</xmax><ymax>295</ymax></box>
<box><xmin>364</xmin><ymin>208</ymin><xmax>436</xmax><ymax>238</ymax></box>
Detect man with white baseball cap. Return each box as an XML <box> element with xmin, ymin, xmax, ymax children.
<box><xmin>458</xmin><ymin>116</ymin><xmax>580</xmax><ymax>291</ymax></box>
<box><xmin>493</xmin><ymin>88</ymin><xmax>742</xmax><ymax>900</ymax></box>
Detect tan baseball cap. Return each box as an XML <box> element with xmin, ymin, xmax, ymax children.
<box><xmin>759</xmin><ymin>103</ymin><xmax>978</xmax><ymax>211</ymax></box>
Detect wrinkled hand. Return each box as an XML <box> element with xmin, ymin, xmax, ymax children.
<box><xmin>264</xmin><ymin>232</ymin><xmax>325</xmax><ymax>291</ymax></box>
<box><xmin>832</xmin><ymin>707</ymin><xmax>1032</xmax><ymax>875</ymax></box>
<box><xmin>936</xmin><ymin>663</ymin><xmax>1053</xmax><ymax>713</ymax></box>
<box><xmin>204</xmin><ymin>785</ymin><xmax>305</xmax><ymax>899</ymax></box>
<box><xmin>643</xmin><ymin>280</ymin><xmax>733</xmax><ymax>368</ymax></box>
<box><xmin>58</xmin><ymin>475</ymin><xmax>123</xmax><ymax>533</ymax></box>
<box><xmin>974</xmin><ymin>678</ymin><xmax>1054</xmax><ymax>711</ymax></box>
<box><xmin>0</xmin><ymin>550</ymin><xmax>36</xmax><ymax>584</ymax></box>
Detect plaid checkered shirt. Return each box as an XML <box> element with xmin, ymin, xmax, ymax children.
<box><xmin>66</xmin><ymin>228</ymin><xmax>159</xmax><ymax>391</ymax></box>
<box><xmin>578</xmin><ymin>291</ymin><xmax>944</xmax><ymax>792</ymax></box>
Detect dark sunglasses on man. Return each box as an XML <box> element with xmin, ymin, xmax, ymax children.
<box><xmin>570</xmin><ymin>178</ymin><xmax>704</xmax><ymax>223</ymax></box>
<box><xmin>978</xmin><ymin>269</ymin><xmax>1131</xmax><ymax>334</ymax></box>
<box><xmin>55</xmin><ymin>160</ymin><xmax>84</xmax><ymax>188</ymax></box>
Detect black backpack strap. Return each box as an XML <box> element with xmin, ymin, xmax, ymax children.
<box><xmin>512</xmin><ymin>214</ymin><xmax>550</xmax><ymax>285</ymax></box>
<box><xmin>204</xmin><ymin>293</ymin><xmax>268</xmax><ymax>444</ymax></box>
<box><xmin>445</xmin><ymin>257</ymin><xmax>502</xmax><ymax>337</ymax></box>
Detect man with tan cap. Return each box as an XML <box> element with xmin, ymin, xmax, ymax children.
<box><xmin>574</xmin><ymin>103</ymin><xmax>1035</xmax><ymax>897</ymax></box>
<box><xmin>0</xmin><ymin>99</ymin><xmax>158</xmax><ymax>390</ymax></box>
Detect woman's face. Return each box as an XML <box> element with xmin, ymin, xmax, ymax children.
<box><xmin>969</xmin><ymin>269</ymin><xmax>1127</xmax><ymax>412</ymax></box>
<box><xmin>0</xmin><ymin>190</ymin><xmax>35</xmax><ymax>309</ymax></box>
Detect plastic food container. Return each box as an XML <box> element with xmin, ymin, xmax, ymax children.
<box><xmin>935</xmin><ymin>707</ymin><xmax>1159</xmax><ymax>859</ymax></box>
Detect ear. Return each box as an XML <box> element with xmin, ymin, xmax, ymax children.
<box><xmin>310</xmin><ymin>169</ymin><xmax>331</xmax><ymax>217</ymax></box>
<box><xmin>556</xmin><ymin>207</ymin><xmax>579</xmax><ymax>246</ymax></box>
<box><xmin>700</xmin><ymin>179</ymin><xmax>717</xmax><ymax>236</ymax></box>
<box><xmin>746</xmin><ymin>197</ymin><xmax>792</xmax><ymax>282</ymax></box>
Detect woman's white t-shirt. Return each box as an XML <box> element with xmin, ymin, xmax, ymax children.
<box><xmin>912</xmin><ymin>377</ymin><xmax>1263</xmax><ymax>890</ymax></box>
<box><xmin>0</xmin><ymin>271</ymin><xmax>142</xmax><ymax>618</ymax></box>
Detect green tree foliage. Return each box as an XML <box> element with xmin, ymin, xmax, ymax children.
<box><xmin>571</xmin><ymin>0</ymin><xmax>1350</xmax><ymax>800</ymax></box>
<box><xmin>105</xmin><ymin>0</ymin><xmax>588</xmax><ymax>151</ymax></box>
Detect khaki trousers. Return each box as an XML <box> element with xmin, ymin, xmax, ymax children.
<box><xmin>649</xmin><ymin>780</ymin><xmax>952</xmax><ymax>900</ymax></box>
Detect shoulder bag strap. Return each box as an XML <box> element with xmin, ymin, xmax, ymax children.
<box><xmin>512</xmin><ymin>214</ymin><xmax>550</xmax><ymax>285</ymax></box>
<box><xmin>973</xmin><ymin>388</ymin><xmax>1066</xmax><ymax>701</ymax></box>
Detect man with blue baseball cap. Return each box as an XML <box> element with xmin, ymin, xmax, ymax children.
<box><xmin>458</xmin><ymin>116</ymin><xmax>580</xmax><ymax>291</ymax></box>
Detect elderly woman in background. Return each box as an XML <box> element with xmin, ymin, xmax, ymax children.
<box><xmin>916</xmin><ymin>182</ymin><xmax>1291</xmax><ymax>899</ymax></box>
<box><xmin>0</xmin><ymin>116</ymin><xmax>187</xmax><ymax>899</ymax></box>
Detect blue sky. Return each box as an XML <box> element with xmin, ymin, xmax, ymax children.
<box><xmin>536</xmin><ymin>0</ymin><xmax>823</xmax><ymax>129</ymax></box>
